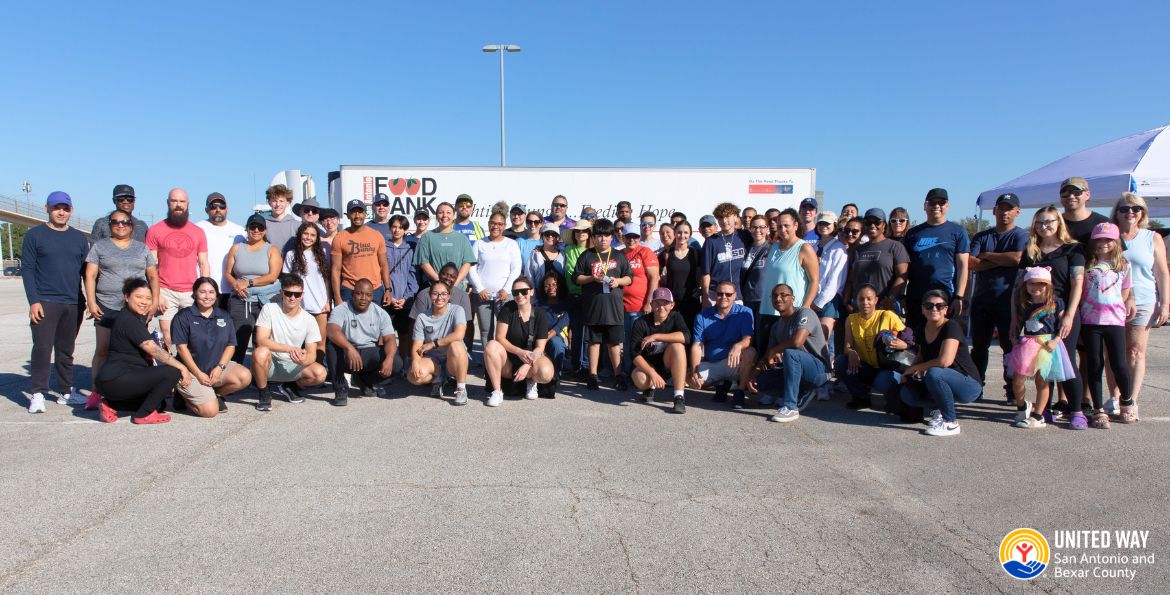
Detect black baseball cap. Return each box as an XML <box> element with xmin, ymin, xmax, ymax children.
<box><xmin>455</xmin><ymin>193</ymin><xmax>473</xmax><ymax>205</ymax></box>
<box><xmin>347</xmin><ymin>199</ymin><xmax>367</xmax><ymax>213</ymax></box>
<box><xmin>925</xmin><ymin>188</ymin><xmax>949</xmax><ymax>202</ymax></box>
<box><xmin>206</xmin><ymin>192</ymin><xmax>227</xmax><ymax>207</ymax></box>
<box><xmin>995</xmin><ymin>193</ymin><xmax>1020</xmax><ymax>208</ymax></box>
<box><xmin>414</xmin><ymin>208</ymin><xmax>430</xmax><ymax>220</ymax></box>
<box><xmin>245</xmin><ymin>214</ymin><xmax>266</xmax><ymax>229</ymax></box>
<box><xmin>112</xmin><ymin>184</ymin><xmax>135</xmax><ymax>199</ymax></box>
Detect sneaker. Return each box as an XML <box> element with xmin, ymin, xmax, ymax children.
<box><xmin>85</xmin><ymin>390</ymin><xmax>102</xmax><ymax>411</ymax></box>
<box><xmin>770</xmin><ymin>407</ymin><xmax>799</xmax><ymax>423</ymax></box>
<box><xmin>28</xmin><ymin>393</ymin><xmax>46</xmax><ymax>414</ymax></box>
<box><xmin>845</xmin><ymin>398</ymin><xmax>872</xmax><ymax>410</ymax></box>
<box><xmin>331</xmin><ymin>394</ymin><xmax>348</xmax><ymax>407</ymax></box>
<box><xmin>430</xmin><ymin>381</ymin><xmax>445</xmax><ymax>398</ymax></box>
<box><xmin>525</xmin><ymin>382</ymin><xmax>538</xmax><ymax>400</ymax></box>
<box><xmin>925</xmin><ymin>420</ymin><xmax>960</xmax><ymax>436</ymax></box>
<box><xmin>816</xmin><ymin>386</ymin><xmax>830</xmax><ymax>401</ymax></box>
<box><xmin>453</xmin><ymin>386</ymin><xmax>468</xmax><ymax>406</ymax></box>
<box><xmin>1090</xmin><ymin>411</ymin><xmax>1110</xmax><ymax>430</ymax></box>
<box><xmin>539</xmin><ymin>379</ymin><xmax>557</xmax><ymax>399</ymax></box>
<box><xmin>283</xmin><ymin>383</ymin><xmax>306</xmax><ymax>403</ymax></box>
<box><xmin>1049</xmin><ymin>408</ymin><xmax>1065</xmax><ymax>422</ymax></box>
<box><xmin>487</xmin><ymin>390</ymin><xmax>504</xmax><ymax>407</ymax></box>
<box><xmin>923</xmin><ymin>409</ymin><xmax>943</xmax><ymax>426</ymax></box>
<box><xmin>98</xmin><ymin>399</ymin><xmax>118</xmax><ymax>423</ymax></box>
<box><xmin>1016</xmin><ymin>415</ymin><xmax>1046</xmax><ymax>429</ymax></box>
<box><xmin>1014</xmin><ymin>402</ymin><xmax>1032</xmax><ymax>424</ymax></box>
<box><xmin>1118</xmin><ymin>405</ymin><xmax>1136</xmax><ymax>424</ymax></box>
<box><xmin>614</xmin><ymin>374</ymin><xmax>629</xmax><ymax>391</ymax></box>
<box><xmin>638</xmin><ymin>389</ymin><xmax>653</xmax><ymax>403</ymax></box>
<box><xmin>1068</xmin><ymin>412</ymin><xmax>1088</xmax><ymax>430</ymax></box>
<box><xmin>255</xmin><ymin>389</ymin><xmax>273</xmax><ymax>412</ymax></box>
<box><xmin>671</xmin><ymin>396</ymin><xmax>686</xmax><ymax>414</ymax></box>
<box><xmin>58</xmin><ymin>388</ymin><xmax>87</xmax><ymax>406</ymax></box>
<box><xmin>217</xmin><ymin>397</ymin><xmax>228</xmax><ymax>413</ymax></box>
<box><xmin>132</xmin><ymin>411</ymin><xmax>172</xmax><ymax>425</ymax></box>
<box><xmin>586</xmin><ymin>374</ymin><xmax>600</xmax><ymax>391</ymax></box>
<box><xmin>732</xmin><ymin>390</ymin><xmax>746</xmax><ymax>410</ymax></box>
<box><xmin>712</xmin><ymin>382</ymin><xmax>729</xmax><ymax>403</ymax></box>
<box><xmin>1103</xmin><ymin>398</ymin><xmax>1118</xmax><ymax>415</ymax></box>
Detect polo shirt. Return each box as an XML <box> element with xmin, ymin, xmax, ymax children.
<box><xmin>171</xmin><ymin>305</ymin><xmax>236</xmax><ymax>374</ymax></box>
<box><xmin>692</xmin><ymin>303</ymin><xmax>754</xmax><ymax>363</ymax></box>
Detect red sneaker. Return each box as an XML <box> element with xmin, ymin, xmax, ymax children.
<box><xmin>131</xmin><ymin>411</ymin><xmax>172</xmax><ymax>425</ymax></box>
<box><xmin>86</xmin><ymin>391</ymin><xmax>102</xmax><ymax>411</ymax></box>
<box><xmin>98</xmin><ymin>399</ymin><xmax>118</xmax><ymax>423</ymax></box>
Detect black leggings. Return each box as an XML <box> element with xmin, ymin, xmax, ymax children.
<box><xmin>96</xmin><ymin>365</ymin><xmax>180</xmax><ymax>418</ymax></box>
<box><xmin>1057</xmin><ymin>315</ymin><xmax>1085</xmax><ymax>411</ymax></box>
<box><xmin>1081</xmin><ymin>324</ymin><xmax>1131</xmax><ymax>410</ymax></box>
<box><xmin>228</xmin><ymin>295</ymin><xmax>262</xmax><ymax>364</ymax></box>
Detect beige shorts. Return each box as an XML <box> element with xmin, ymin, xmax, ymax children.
<box><xmin>695</xmin><ymin>358</ymin><xmax>739</xmax><ymax>386</ymax></box>
<box><xmin>159</xmin><ymin>287</ymin><xmax>194</xmax><ymax>322</ymax></box>
<box><xmin>176</xmin><ymin>362</ymin><xmax>241</xmax><ymax>405</ymax></box>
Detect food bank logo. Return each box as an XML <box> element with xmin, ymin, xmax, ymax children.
<box><xmin>1000</xmin><ymin>528</ymin><xmax>1049</xmax><ymax>580</ymax></box>
<box><xmin>363</xmin><ymin>176</ymin><xmax>439</xmax><ymax>215</ymax></box>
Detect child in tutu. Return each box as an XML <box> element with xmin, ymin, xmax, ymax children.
<box><xmin>1007</xmin><ymin>267</ymin><xmax>1076</xmax><ymax>428</ymax></box>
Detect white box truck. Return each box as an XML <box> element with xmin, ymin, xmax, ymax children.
<box><xmin>326</xmin><ymin>166</ymin><xmax>816</xmax><ymax>224</ymax></box>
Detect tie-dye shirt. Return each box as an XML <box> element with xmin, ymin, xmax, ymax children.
<box><xmin>1080</xmin><ymin>263</ymin><xmax>1131</xmax><ymax>326</ymax></box>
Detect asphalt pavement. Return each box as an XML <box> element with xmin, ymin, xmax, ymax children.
<box><xmin>1</xmin><ymin>279</ymin><xmax>1167</xmax><ymax>593</ymax></box>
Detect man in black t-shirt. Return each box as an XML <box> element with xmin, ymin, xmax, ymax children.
<box><xmin>1059</xmin><ymin>176</ymin><xmax>1111</xmax><ymax>244</ymax></box>
<box><xmin>628</xmin><ymin>288</ymin><xmax>690</xmax><ymax>413</ymax></box>
<box><xmin>573</xmin><ymin>219</ymin><xmax>633</xmax><ymax>391</ymax></box>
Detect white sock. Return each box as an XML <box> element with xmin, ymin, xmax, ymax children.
<box><xmin>674</xmin><ymin>390</ymin><xmax>684</xmax><ymax>398</ymax></box>
<box><xmin>457</xmin><ymin>382</ymin><xmax>466</xmax><ymax>391</ymax></box>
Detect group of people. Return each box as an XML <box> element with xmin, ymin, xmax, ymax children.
<box><xmin>21</xmin><ymin>177</ymin><xmax>1167</xmax><ymax>435</ymax></box>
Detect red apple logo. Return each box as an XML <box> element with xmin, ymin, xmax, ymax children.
<box><xmin>389</xmin><ymin>178</ymin><xmax>407</xmax><ymax>195</ymax></box>
<box><xmin>405</xmin><ymin>178</ymin><xmax>421</xmax><ymax>196</ymax></box>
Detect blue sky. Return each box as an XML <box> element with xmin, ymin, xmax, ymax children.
<box><xmin>3</xmin><ymin>0</ymin><xmax>1167</xmax><ymax>226</ymax></box>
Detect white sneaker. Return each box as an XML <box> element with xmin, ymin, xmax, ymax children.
<box><xmin>58</xmin><ymin>387</ymin><xmax>87</xmax><ymax>406</ymax></box>
<box><xmin>924</xmin><ymin>409</ymin><xmax>943</xmax><ymax>425</ymax></box>
<box><xmin>1103</xmin><ymin>398</ymin><xmax>1118</xmax><ymax>415</ymax></box>
<box><xmin>769</xmin><ymin>407</ymin><xmax>800</xmax><ymax>423</ymax></box>
<box><xmin>525</xmin><ymin>382</ymin><xmax>538</xmax><ymax>400</ymax></box>
<box><xmin>1014</xmin><ymin>402</ymin><xmax>1032</xmax><ymax>424</ymax></box>
<box><xmin>486</xmin><ymin>390</ymin><xmax>504</xmax><ymax>407</ymax></box>
<box><xmin>925</xmin><ymin>420</ymin><xmax>960</xmax><ymax>436</ymax></box>
<box><xmin>28</xmin><ymin>393</ymin><xmax>46</xmax><ymax>414</ymax></box>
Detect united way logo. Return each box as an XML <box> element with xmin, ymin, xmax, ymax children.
<box><xmin>999</xmin><ymin>528</ymin><xmax>1049</xmax><ymax>580</ymax></box>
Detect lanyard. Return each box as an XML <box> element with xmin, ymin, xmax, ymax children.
<box><xmin>594</xmin><ymin>249</ymin><xmax>613</xmax><ymax>274</ymax></box>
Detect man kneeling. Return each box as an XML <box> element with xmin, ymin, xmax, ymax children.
<box><xmin>483</xmin><ymin>276</ymin><xmax>555</xmax><ymax>406</ymax></box>
<box><xmin>749</xmin><ymin>283</ymin><xmax>831</xmax><ymax>423</ymax></box>
<box><xmin>629</xmin><ymin>288</ymin><xmax>690</xmax><ymax>413</ymax></box>
<box><xmin>251</xmin><ymin>273</ymin><xmax>328</xmax><ymax>411</ymax></box>
<box><xmin>407</xmin><ymin>281</ymin><xmax>470</xmax><ymax>404</ymax></box>
<box><xmin>326</xmin><ymin>278</ymin><xmax>402</xmax><ymax>406</ymax></box>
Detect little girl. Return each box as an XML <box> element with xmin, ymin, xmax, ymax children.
<box><xmin>1079</xmin><ymin>222</ymin><xmax>1134</xmax><ymax>428</ymax></box>
<box><xmin>1006</xmin><ymin>267</ymin><xmax>1076</xmax><ymax>428</ymax></box>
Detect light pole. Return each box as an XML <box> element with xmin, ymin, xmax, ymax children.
<box><xmin>482</xmin><ymin>44</ymin><xmax>521</xmax><ymax>167</ymax></box>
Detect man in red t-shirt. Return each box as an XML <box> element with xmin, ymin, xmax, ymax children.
<box><xmin>620</xmin><ymin>222</ymin><xmax>659</xmax><ymax>375</ymax></box>
<box><xmin>146</xmin><ymin>188</ymin><xmax>210</xmax><ymax>347</ymax></box>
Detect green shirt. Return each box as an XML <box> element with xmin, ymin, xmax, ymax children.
<box><xmin>564</xmin><ymin>244</ymin><xmax>587</xmax><ymax>295</ymax></box>
<box><xmin>413</xmin><ymin>230</ymin><xmax>476</xmax><ymax>287</ymax></box>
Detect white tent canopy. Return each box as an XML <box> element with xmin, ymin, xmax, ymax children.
<box><xmin>977</xmin><ymin>125</ymin><xmax>1170</xmax><ymax>217</ymax></box>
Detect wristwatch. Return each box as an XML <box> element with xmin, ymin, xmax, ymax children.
<box><xmin>247</xmin><ymin>279</ymin><xmax>254</xmax><ymax>288</ymax></box>
<box><xmin>217</xmin><ymin>363</ymin><xmax>228</xmax><ymax>370</ymax></box>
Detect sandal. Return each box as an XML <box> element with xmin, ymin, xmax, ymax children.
<box><xmin>1090</xmin><ymin>411</ymin><xmax>1111</xmax><ymax>430</ymax></box>
<box><xmin>131</xmin><ymin>411</ymin><xmax>172</xmax><ymax>425</ymax></box>
<box><xmin>1118</xmin><ymin>405</ymin><xmax>1136</xmax><ymax>425</ymax></box>
<box><xmin>98</xmin><ymin>399</ymin><xmax>118</xmax><ymax>424</ymax></box>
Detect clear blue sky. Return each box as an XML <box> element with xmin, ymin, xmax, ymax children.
<box><xmin>3</xmin><ymin>0</ymin><xmax>1167</xmax><ymax>226</ymax></box>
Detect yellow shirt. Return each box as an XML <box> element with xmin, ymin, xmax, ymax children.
<box><xmin>847</xmin><ymin>310</ymin><xmax>905</xmax><ymax>368</ymax></box>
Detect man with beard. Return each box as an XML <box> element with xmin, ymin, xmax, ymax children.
<box><xmin>196</xmin><ymin>192</ymin><xmax>245</xmax><ymax>309</ymax></box>
<box><xmin>91</xmin><ymin>184</ymin><xmax>148</xmax><ymax>242</ymax></box>
<box><xmin>263</xmin><ymin>184</ymin><xmax>300</xmax><ymax>255</ymax></box>
<box><xmin>146</xmin><ymin>188</ymin><xmax>211</xmax><ymax>347</ymax></box>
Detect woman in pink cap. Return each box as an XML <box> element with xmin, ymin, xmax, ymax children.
<box><xmin>1080</xmin><ymin>222</ymin><xmax>1135</xmax><ymax>428</ymax></box>
<box><xmin>1006</xmin><ymin>267</ymin><xmax>1076</xmax><ymax>428</ymax></box>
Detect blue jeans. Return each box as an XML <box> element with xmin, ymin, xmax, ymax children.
<box><xmin>900</xmin><ymin>367</ymin><xmax>983</xmax><ymax>422</ymax></box>
<box><xmin>340</xmin><ymin>285</ymin><xmax>385</xmax><ymax>306</ymax></box>
<box><xmin>834</xmin><ymin>356</ymin><xmax>901</xmax><ymax>406</ymax></box>
<box><xmin>622</xmin><ymin>311</ymin><xmax>640</xmax><ymax>375</ymax></box>
<box><xmin>545</xmin><ymin>335</ymin><xmax>567</xmax><ymax>376</ymax></box>
<box><xmin>755</xmin><ymin>349</ymin><xmax>828</xmax><ymax>410</ymax></box>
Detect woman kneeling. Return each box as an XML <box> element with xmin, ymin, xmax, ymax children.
<box><xmin>172</xmin><ymin>277</ymin><xmax>253</xmax><ymax>417</ymax></box>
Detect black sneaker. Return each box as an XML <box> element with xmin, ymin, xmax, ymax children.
<box><xmin>845</xmin><ymin>398</ymin><xmax>872</xmax><ymax>410</ymax></box>
<box><xmin>586</xmin><ymin>374</ymin><xmax>600</xmax><ymax>390</ymax></box>
<box><xmin>732</xmin><ymin>389</ymin><xmax>746</xmax><ymax>410</ymax></box>
<box><xmin>614</xmin><ymin>374</ymin><xmax>629</xmax><ymax>391</ymax></box>
<box><xmin>331</xmin><ymin>394</ymin><xmax>348</xmax><ymax>407</ymax></box>
<box><xmin>671</xmin><ymin>396</ymin><xmax>686</xmax><ymax>414</ymax></box>
<box><xmin>282</xmin><ymin>383</ymin><xmax>306</xmax><ymax>404</ymax></box>
<box><xmin>639</xmin><ymin>389</ymin><xmax>653</xmax><ymax>403</ymax></box>
<box><xmin>217</xmin><ymin>397</ymin><xmax>228</xmax><ymax>413</ymax></box>
<box><xmin>712</xmin><ymin>382</ymin><xmax>730</xmax><ymax>403</ymax></box>
<box><xmin>256</xmin><ymin>388</ymin><xmax>273</xmax><ymax>412</ymax></box>
<box><xmin>538</xmin><ymin>379</ymin><xmax>557</xmax><ymax>399</ymax></box>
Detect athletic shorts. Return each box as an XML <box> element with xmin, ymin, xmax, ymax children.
<box><xmin>638</xmin><ymin>353</ymin><xmax>668</xmax><ymax>376</ymax></box>
<box><xmin>583</xmin><ymin>324</ymin><xmax>623</xmax><ymax>345</ymax></box>
<box><xmin>267</xmin><ymin>357</ymin><xmax>304</xmax><ymax>383</ymax></box>
<box><xmin>159</xmin><ymin>287</ymin><xmax>195</xmax><ymax>322</ymax></box>
<box><xmin>176</xmin><ymin>361</ymin><xmax>242</xmax><ymax>406</ymax></box>
<box><xmin>1128</xmin><ymin>303</ymin><xmax>1158</xmax><ymax>328</ymax></box>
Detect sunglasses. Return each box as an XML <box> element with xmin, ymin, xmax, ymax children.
<box><xmin>301</xmin><ymin>208</ymin><xmax>319</xmax><ymax>215</ymax></box>
<box><xmin>513</xmin><ymin>288</ymin><xmax>532</xmax><ymax>296</ymax></box>
<box><xmin>889</xmin><ymin>218</ymin><xmax>908</xmax><ymax>224</ymax></box>
<box><xmin>1117</xmin><ymin>205</ymin><xmax>1144</xmax><ymax>214</ymax></box>
<box><xmin>247</xmin><ymin>225</ymin><xmax>265</xmax><ymax>231</ymax></box>
<box><xmin>552</xmin><ymin>203</ymin><xmax>568</xmax><ymax>208</ymax></box>
<box><xmin>581</xmin><ymin>213</ymin><xmax>597</xmax><ymax>219</ymax></box>
<box><xmin>1060</xmin><ymin>188</ymin><xmax>1084</xmax><ymax>198</ymax></box>
<box><xmin>283</xmin><ymin>290</ymin><xmax>303</xmax><ymax>298</ymax></box>
<box><xmin>715</xmin><ymin>292</ymin><xmax>735</xmax><ymax>298</ymax></box>
<box><xmin>527</xmin><ymin>219</ymin><xmax>543</xmax><ymax>225</ymax></box>
<box><xmin>844</xmin><ymin>229</ymin><xmax>862</xmax><ymax>235</ymax></box>
<box><xmin>207</xmin><ymin>204</ymin><xmax>226</xmax><ymax>211</ymax></box>
<box><xmin>923</xmin><ymin>302</ymin><xmax>948</xmax><ymax>311</ymax></box>
<box><xmin>110</xmin><ymin>220</ymin><xmax>133</xmax><ymax>227</ymax></box>
<box><xmin>115</xmin><ymin>197</ymin><xmax>135</xmax><ymax>203</ymax></box>
<box><xmin>927</xmin><ymin>199</ymin><xmax>948</xmax><ymax>207</ymax></box>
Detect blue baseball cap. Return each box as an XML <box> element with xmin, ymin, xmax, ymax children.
<box><xmin>799</xmin><ymin>197</ymin><xmax>818</xmax><ymax>210</ymax></box>
<box><xmin>46</xmin><ymin>191</ymin><xmax>72</xmax><ymax>208</ymax></box>
<box><xmin>864</xmin><ymin>208</ymin><xmax>886</xmax><ymax>221</ymax></box>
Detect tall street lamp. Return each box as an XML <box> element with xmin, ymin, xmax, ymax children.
<box><xmin>482</xmin><ymin>44</ymin><xmax>521</xmax><ymax>167</ymax></box>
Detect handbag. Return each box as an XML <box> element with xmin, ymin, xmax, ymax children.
<box><xmin>875</xmin><ymin>327</ymin><xmax>916</xmax><ymax>373</ymax></box>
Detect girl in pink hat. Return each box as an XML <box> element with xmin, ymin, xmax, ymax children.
<box><xmin>1080</xmin><ymin>222</ymin><xmax>1135</xmax><ymax>428</ymax></box>
<box><xmin>1006</xmin><ymin>267</ymin><xmax>1076</xmax><ymax>428</ymax></box>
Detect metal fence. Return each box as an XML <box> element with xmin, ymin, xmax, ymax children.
<box><xmin>0</xmin><ymin>193</ymin><xmax>94</xmax><ymax>233</ymax></box>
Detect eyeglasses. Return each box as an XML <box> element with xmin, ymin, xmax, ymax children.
<box><xmin>431</xmin><ymin>292</ymin><xmax>449</xmax><ymax>298</ymax></box>
<box><xmin>552</xmin><ymin>203</ymin><xmax>568</xmax><ymax>208</ymax></box>
<box><xmin>513</xmin><ymin>288</ymin><xmax>532</xmax><ymax>296</ymax></box>
<box><xmin>115</xmin><ymin>197</ymin><xmax>135</xmax><ymax>203</ymax></box>
<box><xmin>889</xmin><ymin>218</ymin><xmax>908</xmax><ymax>224</ymax></box>
<box><xmin>207</xmin><ymin>204</ymin><xmax>226</xmax><ymax>211</ymax></box>
<box><xmin>844</xmin><ymin>229</ymin><xmax>862</xmax><ymax>235</ymax></box>
<box><xmin>489</xmin><ymin>221</ymin><xmax>505</xmax><ymax>227</ymax></box>
<box><xmin>750</xmin><ymin>225</ymin><xmax>769</xmax><ymax>231</ymax></box>
<box><xmin>301</xmin><ymin>208</ymin><xmax>319</xmax><ymax>215</ymax></box>
<box><xmin>715</xmin><ymin>292</ymin><xmax>735</xmax><ymax>298</ymax></box>
<box><xmin>283</xmin><ymin>290</ymin><xmax>303</xmax><ymax>298</ymax></box>
<box><xmin>1117</xmin><ymin>205</ymin><xmax>1144</xmax><ymax>214</ymax></box>
<box><xmin>1036</xmin><ymin>218</ymin><xmax>1060</xmax><ymax>228</ymax></box>
<box><xmin>110</xmin><ymin>220</ymin><xmax>132</xmax><ymax>227</ymax></box>
<box><xmin>1060</xmin><ymin>188</ymin><xmax>1085</xmax><ymax>198</ymax></box>
<box><xmin>527</xmin><ymin>219</ymin><xmax>543</xmax><ymax>226</ymax></box>
<box><xmin>923</xmin><ymin>302</ymin><xmax>948</xmax><ymax>311</ymax></box>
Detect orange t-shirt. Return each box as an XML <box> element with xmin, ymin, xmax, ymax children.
<box><xmin>331</xmin><ymin>225</ymin><xmax>387</xmax><ymax>289</ymax></box>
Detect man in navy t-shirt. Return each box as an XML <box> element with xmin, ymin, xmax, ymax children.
<box><xmin>968</xmin><ymin>193</ymin><xmax>1029</xmax><ymax>402</ymax></box>
<box><xmin>700</xmin><ymin>202</ymin><xmax>751</xmax><ymax>306</ymax></box>
<box><xmin>903</xmin><ymin>188</ymin><xmax>970</xmax><ymax>330</ymax></box>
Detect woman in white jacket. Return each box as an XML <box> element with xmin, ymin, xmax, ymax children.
<box><xmin>469</xmin><ymin>202</ymin><xmax>522</xmax><ymax>350</ymax></box>
<box><xmin>813</xmin><ymin>212</ymin><xmax>848</xmax><ymax>360</ymax></box>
